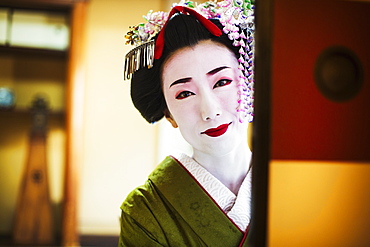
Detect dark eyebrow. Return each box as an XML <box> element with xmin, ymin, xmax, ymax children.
<box><xmin>207</xmin><ymin>66</ymin><xmax>230</xmax><ymax>75</ymax></box>
<box><xmin>169</xmin><ymin>77</ymin><xmax>192</xmax><ymax>88</ymax></box>
<box><xmin>169</xmin><ymin>66</ymin><xmax>230</xmax><ymax>88</ymax></box>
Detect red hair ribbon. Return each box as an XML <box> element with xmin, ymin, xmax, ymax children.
<box><xmin>154</xmin><ymin>6</ymin><xmax>223</xmax><ymax>60</ymax></box>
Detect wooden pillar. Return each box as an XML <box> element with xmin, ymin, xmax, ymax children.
<box><xmin>62</xmin><ymin>1</ymin><xmax>87</xmax><ymax>246</ymax></box>
<box><xmin>248</xmin><ymin>0</ymin><xmax>273</xmax><ymax>246</ymax></box>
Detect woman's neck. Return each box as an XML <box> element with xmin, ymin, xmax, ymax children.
<box><xmin>192</xmin><ymin>141</ymin><xmax>251</xmax><ymax>195</ymax></box>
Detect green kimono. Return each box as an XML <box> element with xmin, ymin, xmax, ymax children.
<box><xmin>119</xmin><ymin>156</ymin><xmax>249</xmax><ymax>247</ymax></box>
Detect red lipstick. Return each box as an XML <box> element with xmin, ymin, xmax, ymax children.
<box><xmin>201</xmin><ymin>123</ymin><xmax>231</xmax><ymax>137</ymax></box>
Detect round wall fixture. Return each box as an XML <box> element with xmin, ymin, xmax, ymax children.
<box><xmin>0</xmin><ymin>88</ymin><xmax>16</xmax><ymax>110</ymax></box>
<box><xmin>314</xmin><ymin>46</ymin><xmax>363</xmax><ymax>102</ymax></box>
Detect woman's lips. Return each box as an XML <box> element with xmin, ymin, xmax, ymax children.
<box><xmin>201</xmin><ymin>123</ymin><xmax>232</xmax><ymax>137</ymax></box>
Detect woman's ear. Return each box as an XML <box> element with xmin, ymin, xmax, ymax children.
<box><xmin>164</xmin><ymin>108</ymin><xmax>178</xmax><ymax>128</ymax></box>
<box><xmin>166</xmin><ymin>116</ymin><xmax>178</xmax><ymax>128</ymax></box>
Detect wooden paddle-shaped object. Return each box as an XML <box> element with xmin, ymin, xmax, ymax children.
<box><xmin>13</xmin><ymin>96</ymin><xmax>54</xmax><ymax>245</ymax></box>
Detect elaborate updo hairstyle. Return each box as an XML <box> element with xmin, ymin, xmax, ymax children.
<box><xmin>130</xmin><ymin>13</ymin><xmax>242</xmax><ymax>123</ymax></box>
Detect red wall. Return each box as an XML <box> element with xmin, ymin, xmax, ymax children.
<box><xmin>271</xmin><ymin>0</ymin><xmax>370</xmax><ymax>161</ymax></box>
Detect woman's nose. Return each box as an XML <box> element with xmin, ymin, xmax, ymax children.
<box><xmin>200</xmin><ymin>93</ymin><xmax>222</xmax><ymax>121</ymax></box>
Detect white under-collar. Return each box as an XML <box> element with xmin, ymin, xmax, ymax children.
<box><xmin>175</xmin><ymin>153</ymin><xmax>252</xmax><ymax>231</ymax></box>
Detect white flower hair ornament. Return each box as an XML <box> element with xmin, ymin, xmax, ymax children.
<box><xmin>124</xmin><ymin>0</ymin><xmax>255</xmax><ymax>123</ymax></box>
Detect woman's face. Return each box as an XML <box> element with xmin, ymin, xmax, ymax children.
<box><xmin>162</xmin><ymin>40</ymin><xmax>247</xmax><ymax>156</ymax></box>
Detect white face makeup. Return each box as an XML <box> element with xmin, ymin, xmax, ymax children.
<box><xmin>162</xmin><ymin>40</ymin><xmax>248</xmax><ymax>156</ymax></box>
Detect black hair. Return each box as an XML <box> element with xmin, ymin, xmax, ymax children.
<box><xmin>130</xmin><ymin>13</ymin><xmax>242</xmax><ymax>123</ymax></box>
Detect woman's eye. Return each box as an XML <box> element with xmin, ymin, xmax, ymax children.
<box><xmin>176</xmin><ymin>91</ymin><xmax>195</xmax><ymax>99</ymax></box>
<box><xmin>213</xmin><ymin>79</ymin><xmax>232</xmax><ymax>88</ymax></box>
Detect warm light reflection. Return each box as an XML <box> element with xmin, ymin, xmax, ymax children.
<box><xmin>268</xmin><ymin>160</ymin><xmax>370</xmax><ymax>247</ymax></box>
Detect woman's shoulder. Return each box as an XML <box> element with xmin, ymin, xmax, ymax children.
<box><xmin>119</xmin><ymin>156</ymin><xmax>186</xmax><ymax>244</ymax></box>
<box><xmin>120</xmin><ymin>156</ymin><xmax>180</xmax><ymax>213</ymax></box>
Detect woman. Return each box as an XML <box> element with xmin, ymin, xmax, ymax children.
<box><xmin>120</xmin><ymin>1</ymin><xmax>254</xmax><ymax>246</ymax></box>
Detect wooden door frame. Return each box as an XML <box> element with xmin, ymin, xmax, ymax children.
<box><xmin>63</xmin><ymin>1</ymin><xmax>87</xmax><ymax>246</ymax></box>
<box><xmin>248</xmin><ymin>0</ymin><xmax>273</xmax><ymax>246</ymax></box>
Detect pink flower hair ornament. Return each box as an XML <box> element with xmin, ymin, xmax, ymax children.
<box><xmin>124</xmin><ymin>0</ymin><xmax>255</xmax><ymax>123</ymax></box>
